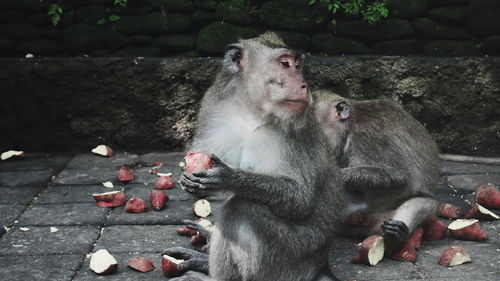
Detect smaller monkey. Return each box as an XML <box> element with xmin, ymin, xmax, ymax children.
<box><xmin>314</xmin><ymin>91</ymin><xmax>440</xmax><ymax>252</ymax></box>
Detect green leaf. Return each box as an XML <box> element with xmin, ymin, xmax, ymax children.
<box><xmin>97</xmin><ymin>18</ymin><xmax>107</xmax><ymax>25</ymax></box>
<box><xmin>108</xmin><ymin>14</ymin><xmax>121</xmax><ymax>22</ymax></box>
<box><xmin>308</xmin><ymin>0</ymin><xmax>316</xmax><ymax>5</ymax></box>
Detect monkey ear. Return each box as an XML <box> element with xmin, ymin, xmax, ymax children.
<box><xmin>223</xmin><ymin>45</ymin><xmax>245</xmax><ymax>73</ymax></box>
<box><xmin>333</xmin><ymin>101</ymin><xmax>350</xmax><ymax>121</ymax></box>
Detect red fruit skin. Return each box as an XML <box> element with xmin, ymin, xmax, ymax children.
<box><xmin>155</xmin><ymin>176</ymin><xmax>175</xmax><ymax>189</ymax></box>
<box><xmin>437</xmin><ymin>203</ymin><xmax>462</xmax><ymax>219</ymax></box>
<box><xmin>161</xmin><ymin>256</ymin><xmax>184</xmax><ymax>278</ymax></box>
<box><xmin>93</xmin><ymin>191</ymin><xmax>127</xmax><ymax>207</ymax></box>
<box><xmin>127</xmin><ymin>257</ymin><xmax>154</xmax><ymax>272</ymax></box>
<box><xmin>358</xmin><ymin>235</ymin><xmax>383</xmax><ymax>265</ymax></box>
<box><xmin>390</xmin><ymin>227</ymin><xmax>423</xmax><ymax>262</ymax></box>
<box><xmin>191</xmin><ymin>232</ymin><xmax>207</xmax><ymax>246</ymax></box>
<box><xmin>149</xmin><ymin>190</ymin><xmax>169</xmax><ymax>211</ymax></box>
<box><xmin>464</xmin><ymin>203</ymin><xmax>499</xmax><ymax>221</ymax></box>
<box><xmin>449</xmin><ymin>221</ymin><xmax>488</xmax><ymax>241</ymax></box>
<box><xmin>153</xmin><ymin>161</ymin><xmax>163</xmax><ymax>167</ymax></box>
<box><xmin>438</xmin><ymin>246</ymin><xmax>471</xmax><ymax>267</ymax></box>
<box><xmin>176</xmin><ymin>227</ymin><xmax>198</xmax><ymax>237</ymax></box>
<box><xmin>475</xmin><ymin>184</ymin><xmax>500</xmax><ymax>209</ymax></box>
<box><xmin>125</xmin><ymin>198</ymin><xmax>147</xmax><ymax>213</ymax></box>
<box><xmin>184</xmin><ymin>152</ymin><xmax>213</xmax><ymax>174</ymax></box>
<box><xmin>351</xmin><ymin>255</ymin><xmax>362</xmax><ymax>264</ymax></box>
<box><xmin>117</xmin><ymin>164</ymin><xmax>134</xmax><ymax>182</ymax></box>
<box><xmin>422</xmin><ymin>216</ymin><xmax>448</xmax><ymax>241</ymax></box>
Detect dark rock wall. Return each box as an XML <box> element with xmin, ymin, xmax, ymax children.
<box><xmin>1</xmin><ymin>0</ymin><xmax>500</xmax><ymax>57</ymax></box>
<box><xmin>1</xmin><ymin>57</ymin><xmax>499</xmax><ymax>156</ymax></box>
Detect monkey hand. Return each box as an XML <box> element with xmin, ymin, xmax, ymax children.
<box><xmin>162</xmin><ymin>247</ymin><xmax>209</xmax><ymax>274</ymax></box>
<box><xmin>381</xmin><ymin>219</ymin><xmax>409</xmax><ymax>254</ymax></box>
<box><xmin>180</xmin><ymin>154</ymin><xmax>235</xmax><ymax>196</ymax></box>
<box><xmin>168</xmin><ymin>271</ymin><xmax>211</xmax><ymax>281</ymax></box>
<box><xmin>183</xmin><ymin>219</ymin><xmax>212</xmax><ymax>240</ymax></box>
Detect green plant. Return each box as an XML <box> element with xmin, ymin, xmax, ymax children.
<box><xmin>47</xmin><ymin>3</ymin><xmax>63</xmax><ymax>26</ymax></box>
<box><xmin>309</xmin><ymin>0</ymin><xmax>388</xmax><ymax>24</ymax></box>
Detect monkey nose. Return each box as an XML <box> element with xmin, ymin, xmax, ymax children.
<box><xmin>300</xmin><ymin>82</ymin><xmax>307</xmax><ymax>89</ymax></box>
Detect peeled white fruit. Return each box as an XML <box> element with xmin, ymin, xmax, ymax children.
<box><xmin>90</xmin><ymin>249</ymin><xmax>118</xmax><ymax>275</ymax></box>
<box><xmin>193</xmin><ymin>199</ymin><xmax>212</xmax><ymax>218</ymax></box>
<box><xmin>1</xmin><ymin>150</ymin><xmax>24</xmax><ymax>160</ymax></box>
<box><xmin>91</xmin><ymin>145</ymin><xmax>114</xmax><ymax>157</ymax></box>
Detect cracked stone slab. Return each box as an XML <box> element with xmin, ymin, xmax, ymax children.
<box><xmin>0</xmin><ymin>254</ymin><xmax>82</xmax><ymax>281</ymax></box>
<box><xmin>329</xmin><ymin>248</ymin><xmax>423</xmax><ymax>281</ymax></box>
<box><xmin>94</xmin><ymin>225</ymin><xmax>192</xmax><ymax>253</ymax></box>
<box><xmin>446</xmin><ymin>174</ymin><xmax>500</xmax><ymax>194</ymax></box>
<box><xmin>16</xmin><ymin>203</ymin><xmax>109</xmax><ymax>226</ymax></box>
<box><xmin>52</xmin><ymin>167</ymin><xmax>120</xmax><ymax>186</ymax></box>
<box><xmin>34</xmin><ymin>185</ymin><xmax>123</xmax><ymax>204</ymax></box>
<box><xmin>0</xmin><ymin>170</ymin><xmax>54</xmax><ymax>187</ymax></box>
<box><xmin>65</xmin><ymin>152</ymin><xmax>139</xmax><ymax>169</ymax></box>
<box><xmin>0</xmin><ymin>204</ymin><xmax>26</xmax><ymax>228</ymax></box>
<box><xmin>107</xmin><ymin>200</ymin><xmax>221</xmax><ymax>226</ymax></box>
<box><xmin>0</xmin><ymin>226</ymin><xmax>100</xmax><ymax>256</ymax></box>
<box><xmin>74</xmin><ymin>252</ymin><xmax>165</xmax><ymax>281</ymax></box>
<box><xmin>138</xmin><ymin>152</ymin><xmax>185</xmax><ymax>168</ymax></box>
<box><xmin>0</xmin><ymin>154</ymin><xmax>72</xmax><ymax>172</ymax></box>
<box><xmin>416</xmin><ymin>240</ymin><xmax>499</xmax><ymax>280</ymax></box>
<box><xmin>0</xmin><ymin>186</ymin><xmax>43</xmax><ymax>205</ymax></box>
<box><xmin>440</xmin><ymin>161</ymin><xmax>500</xmax><ymax>176</ymax></box>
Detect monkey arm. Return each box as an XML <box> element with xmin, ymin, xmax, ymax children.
<box><xmin>341</xmin><ymin>166</ymin><xmax>408</xmax><ymax>192</ymax></box>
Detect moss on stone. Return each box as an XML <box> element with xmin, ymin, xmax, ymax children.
<box><xmin>197</xmin><ymin>21</ymin><xmax>260</xmax><ymax>55</ymax></box>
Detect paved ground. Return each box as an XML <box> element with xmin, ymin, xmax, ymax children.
<box><xmin>0</xmin><ymin>152</ymin><xmax>498</xmax><ymax>281</ymax></box>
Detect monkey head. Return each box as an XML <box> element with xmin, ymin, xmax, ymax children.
<box><xmin>313</xmin><ymin>91</ymin><xmax>351</xmax><ymax>149</ymax></box>
<box><xmin>222</xmin><ymin>32</ymin><xmax>311</xmax><ymax>129</ymax></box>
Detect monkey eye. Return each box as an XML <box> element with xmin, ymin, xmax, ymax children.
<box><xmin>281</xmin><ymin>61</ymin><xmax>290</xmax><ymax>68</ymax></box>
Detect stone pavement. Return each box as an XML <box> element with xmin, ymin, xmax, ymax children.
<box><xmin>0</xmin><ymin>152</ymin><xmax>498</xmax><ymax>281</ymax></box>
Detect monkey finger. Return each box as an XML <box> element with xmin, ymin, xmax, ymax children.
<box><xmin>383</xmin><ymin>220</ymin><xmax>409</xmax><ymax>234</ymax></box>
<box><xmin>183</xmin><ymin>220</ymin><xmax>212</xmax><ymax>238</ymax></box>
<box><xmin>209</xmin><ymin>154</ymin><xmax>228</xmax><ymax>167</ymax></box>
<box><xmin>184</xmin><ymin>172</ymin><xmax>222</xmax><ymax>184</ymax></box>
<box><xmin>178</xmin><ymin>259</ymin><xmax>209</xmax><ymax>274</ymax></box>
<box><xmin>162</xmin><ymin>247</ymin><xmax>196</xmax><ymax>260</ymax></box>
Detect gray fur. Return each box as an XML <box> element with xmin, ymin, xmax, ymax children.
<box><xmin>170</xmin><ymin>34</ymin><xmax>343</xmax><ymax>281</ymax></box>
<box><xmin>314</xmin><ymin>90</ymin><xmax>439</xmax><ymax>248</ymax></box>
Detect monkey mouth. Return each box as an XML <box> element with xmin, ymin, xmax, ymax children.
<box><xmin>279</xmin><ymin>99</ymin><xmax>309</xmax><ymax>114</ymax></box>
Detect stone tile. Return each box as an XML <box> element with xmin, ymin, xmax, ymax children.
<box><xmin>435</xmin><ymin>187</ymin><xmax>471</xmax><ymax>213</ymax></box>
<box><xmin>417</xmin><ymin>240</ymin><xmax>499</xmax><ymax>280</ymax></box>
<box><xmin>0</xmin><ymin>204</ymin><xmax>26</xmax><ymax>228</ymax></box>
<box><xmin>124</xmin><ymin>184</ymin><xmax>227</xmax><ymax>203</ymax></box>
<box><xmin>0</xmin><ymin>226</ymin><xmax>100</xmax><ymax>256</ymax></box>
<box><xmin>446</xmin><ymin>174</ymin><xmax>500</xmax><ymax>194</ymax></box>
<box><xmin>0</xmin><ymin>186</ymin><xmax>42</xmax><ymax>204</ymax></box>
<box><xmin>52</xmin><ymin>167</ymin><xmax>120</xmax><ymax>186</ymax></box>
<box><xmin>0</xmin><ymin>170</ymin><xmax>54</xmax><ymax>187</ymax></box>
<box><xmin>440</xmin><ymin>160</ymin><xmax>500</xmax><ymax>175</ymax></box>
<box><xmin>138</xmin><ymin>152</ymin><xmax>185</xmax><ymax>167</ymax></box>
<box><xmin>65</xmin><ymin>153</ymin><xmax>139</xmax><ymax>169</ymax></box>
<box><xmin>107</xmin><ymin>200</ymin><xmax>221</xmax><ymax>226</ymax></box>
<box><xmin>17</xmin><ymin>203</ymin><xmax>108</xmax><ymax>226</ymax></box>
<box><xmin>74</xmin><ymin>252</ymin><xmax>165</xmax><ymax>281</ymax></box>
<box><xmin>0</xmin><ymin>153</ymin><xmax>72</xmax><ymax>172</ymax></box>
<box><xmin>0</xmin><ymin>254</ymin><xmax>82</xmax><ymax>281</ymax></box>
<box><xmin>94</xmin><ymin>225</ymin><xmax>191</xmax><ymax>253</ymax></box>
<box><xmin>329</xmin><ymin>248</ymin><xmax>423</xmax><ymax>281</ymax></box>
<box><xmin>34</xmin><ymin>185</ymin><xmax>123</xmax><ymax>204</ymax></box>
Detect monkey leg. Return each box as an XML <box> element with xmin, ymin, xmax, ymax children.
<box><xmin>382</xmin><ymin>197</ymin><xmax>437</xmax><ymax>253</ymax></box>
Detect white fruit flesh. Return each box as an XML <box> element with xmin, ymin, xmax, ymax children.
<box><xmin>367</xmin><ymin>237</ymin><xmax>384</xmax><ymax>265</ymax></box>
<box><xmin>1</xmin><ymin>150</ymin><xmax>23</xmax><ymax>160</ymax></box>
<box><xmin>448</xmin><ymin>219</ymin><xmax>478</xmax><ymax>230</ymax></box>
<box><xmin>90</xmin><ymin>249</ymin><xmax>117</xmax><ymax>274</ymax></box>
<box><xmin>449</xmin><ymin>252</ymin><xmax>471</xmax><ymax>266</ymax></box>
<box><xmin>163</xmin><ymin>255</ymin><xmax>184</xmax><ymax>265</ymax></box>
<box><xmin>477</xmin><ymin>204</ymin><xmax>499</xmax><ymax>219</ymax></box>
<box><xmin>193</xmin><ymin>199</ymin><xmax>212</xmax><ymax>217</ymax></box>
<box><xmin>194</xmin><ymin>218</ymin><xmax>214</xmax><ymax>231</ymax></box>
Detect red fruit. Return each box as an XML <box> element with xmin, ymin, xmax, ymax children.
<box><xmin>448</xmin><ymin>219</ymin><xmax>487</xmax><ymax>241</ymax></box>
<box><xmin>152</xmin><ymin>161</ymin><xmax>163</xmax><ymax>167</ymax></box>
<box><xmin>91</xmin><ymin>145</ymin><xmax>114</xmax><ymax>157</ymax></box>
<box><xmin>437</xmin><ymin>203</ymin><xmax>462</xmax><ymax>219</ymax></box>
<box><xmin>149</xmin><ymin>190</ymin><xmax>169</xmax><ymax>211</ymax></box>
<box><xmin>438</xmin><ymin>246</ymin><xmax>472</xmax><ymax>267</ymax></box>
<box><xmin>162</xmin><ymin>255</ymin><xmax>185</xmax><ymax>278</ymax></box>
<box><xmin>184</xmin><ymin>152</ymin><xmax>213</xmax><ymax>173</ymax></box>
<box><xmin>117</xmin><ymin>164</ymin><xmax>134</xmax><ymax>182</ymax></box>
<box><xmin>464</xmin><ymin>203</ymin><xmax>499</xmax><ymax>221</ymax></box>
<box><xmin>191</xmin><ymin>232</ymin><xmax>207</xmax><ymax>246</ymax></box>
<box><xmin>475</xmin><ymin>184</ymin><xmax>500</xmax><ymax>209</ymax></box>
<box><xmin>92</xmin><ymin>191</ymin><xmax>127</xmax><ymax>207</ymax></box>
<box><xmin>422</xmin><ymin>216</ymin><xmax>448</xmax><ymax>241</ymax></box>
<box><xmin>127</xmin><ymin>257</ymin><xmax>154</xmax><ymax>272</ymax></box>
<box><xmin>390</xmin><ymin>227</ymin><xmax>423</xmax><ymax>262</ymax></box>
<box><xmin>125</xmin><ymin>198</ymin><xmax>147</xmax><ymax>213</ymax></box>
<box><xmin>356</xmin><ymin>235</ymin><xmax>385</xmax><ymax>266</ymax></box>
<box><xmin>155</xmin><ymin>176</ymin><xmax>175</xmax><ymax>189</ymax></box>
<box><xmin>176</xmin><ymin>227</ymin><xmax>198</xmax><ymax>237</ymax></box>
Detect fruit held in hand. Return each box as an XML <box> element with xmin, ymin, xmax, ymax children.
<box><xmin>127</xmin><ymin>257</ymin><xmax>154</xmax><ymax>272</ymax></box>
<box><xmin>90</xmin><ymin>249</ymin><xmax>118</xmax><ymax>275</ymax></box>
<box><xmin>162</xmin><ymin>255</ymin><xmax>185</xmax><ymax>278</ymax></box>
<box><xmin>475</xmin><ymin>184</ymin><xmax>500</xmax><ymax>208</ymax></box>
<box><xmin>438</xmin><ymin>246</ymin><xmax>471</xmax><ymax>267</ymax></box>
<box><xmin>117</xmin><ymin>164</ymin><xmax>134</xmax><ymax>182</ymax></box>
<box><xmin>448</xmin><ymin>219</ymin><xmax>487</xmax><ymax>241</ymax></box>
<box><xmin>176</xmin><ymin>227</ymin><xmax>198</xmax><ymax>237</ymax></box>
<box><xmin>184</xmin><ymin>152</ymin><xmax>213</xmax><ymax>173</ymax></box>
<box><xmin>355</xmin><ymin>235</ymin><xmax>385</xmax><ymax>266</ymax></box>
<box><xmin>464</xmin><ymin>203</ymin><xmax>499</xmax><ymax>221</ymax></box>
<box><xmin>422</xmin><ymin>216</ymin><xmax>448</xmax><ymax>241</ymax></box>
<box><xmin>437</xmin><ymin>203</ymin><xmax>462</xmax><ymax>219</ymax></box>
<box><xmin>193</xmin><ymin>199</ymin><xmax>212</xmax><ymax>217</ymax></box>
<box><xmin>390</xmin><ymin>227</ymin><xmax>423</xmax><ymax>262</ymax></box>
<box><xmin>125</xmin><ymin>198</ymin><xmax>147</xmax><ymax>213</ymax></box>
<box><xmin>149</xmin><ymin>190</ymin><xmax>169</xmax><ymax>211</ymax></box>
<box><xmin>91</xmin><ymin>145</ymin><xmax>114</xmax><ymax>157</ymax></box>
<box><xmin>155</xmin><ymin>176</ymin><xmax>175</xmax><ymax>189</ymax></box>
<box><xmin>191</xmin><ymin>232</ymin><xmax>207</xmax><ymax>246</ymax></box>
<box><xmin>92</xmin><ymin>191</ymin><xmax>127</xmax><ymax>207</ymax></box>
